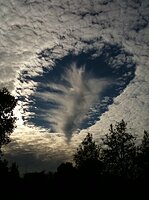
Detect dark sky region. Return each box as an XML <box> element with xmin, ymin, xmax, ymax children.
<box><xmin>0</xmin><ymin>0</ymin><xmax>148</xmax><ymax>174</ymax></box>
<box><xmin>25</xmin><ymin>45</ymin><xmax>136</xmax><ymax>137</ymax></box>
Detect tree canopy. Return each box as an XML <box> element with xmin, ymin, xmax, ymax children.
<box><xmin>0</xmin><ymin>116</ymin><xmax>148</xmax><ymax>198</ymax></box>
<box><xmin>0</xmin><ymin>87</ymin><xmax>17</xmax><ymax>150</ymax></box>
<box><xmin>101</xmin><ymin>119</ymin><xmax>136</xmax><ymax>177</ymax></box>
<box><xmin>73</xmin><ymin>133</ymin><xmax>102</xmax><ymax>173</ymax></box>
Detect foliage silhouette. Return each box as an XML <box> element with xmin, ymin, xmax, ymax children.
<box><xmin>73</xmin><ymin>133</ymin><xmax>102</xmax><ymax>174</ymax></box>
<box><xmin>73</xmin><ymin>133</ymin><xmax>100</xmax><ymax>167</ymax></box>
<box><xmin>101</xmin><ymin>119</ymin><xmax>137</xmax><ymax>178</ymax></box>
<box><xmin>0</xmin><ymin>88</ymin><xmax>18</xmax><ymax>197</ymax></box>
<box><xmin>140</xmin><ymin>130</ymin><xmax>149</xmax><ymax>156</ymax></box>
<box><xmin>0</xmin><ymin>116</ymin><xmax>148</xmax><ymax>198</ymax></box>
<box><xmin>137</xmin><ymin>130</ymin><xmax>149</xmax><ymax>179</ymax></box>
<box><xmin>0</xmin><ymin>87</ymin><xmax>17</xmax><ymax>150</ymax></box>
<box><xmin>57</xmin><ymin>162</ymin><xmax>76</xmax><ymax>175</ymax></box>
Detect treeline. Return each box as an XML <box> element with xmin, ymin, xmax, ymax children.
<box><xmin>0</xmin><ymin>120</ymin><xmax>149</xmax><ymax>198</ymax></box>
<box><xmin>0</xmin><ymin>88</ymin><xmax>148</xmax><ymax>198</ymax></box>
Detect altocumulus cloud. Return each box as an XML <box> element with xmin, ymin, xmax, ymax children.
<box><xmin>0</xmin><ymin>0</ymin><xmax>149</xmax><ymax>173</ymax></box>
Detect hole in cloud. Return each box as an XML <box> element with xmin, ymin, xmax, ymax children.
<box><xmin>20</xmin><ymin>43</ymin><xmax>136</xmax><ymax>139</ymax></box>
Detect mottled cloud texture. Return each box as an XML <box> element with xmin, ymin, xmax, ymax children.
<box><xmin>0</xmin><ymin>0</ymin><xmax>149</xmax><ymax>173</ymax></box>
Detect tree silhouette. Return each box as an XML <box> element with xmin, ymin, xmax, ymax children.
<box><xmin>57</xmin><ymin>162</ymin><xmax>75</xmax><ymax>175</ymax></box>
<box><xmin>73</xmin><ymin>133</ymin><xmax>102</xmax><ymax>174</ymax></box>
<box><xmin>101</xmin><ymin>120</ymin><xmax>136</xmax><ymax>178</ymax></box>
<box><xmin>140</xmin><ymin>131</ymin><xmax>149</xmax><ymax>155</ymax></box>
<box><xmin>0</xmin><ymin>88</ymin><xmax>18</xmax><ymax>195</ymax></box>
<box><xmin>138</xmin><ymin>130</ymin><xmax>149</xmax><ymax>179</ymax></box>
<box><xmin>0</xmin><ymin>87</ymin><xmax>17</xmax><ymax>150</ymax></box>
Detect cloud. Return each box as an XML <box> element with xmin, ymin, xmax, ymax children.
<box><xmin>40</xmin><ymin>63</ymin><xmax>110</xmax><ymax>137</ymax></box>
<box><xmin>2</xmin><ymin>126</ymin><xmax>75</xmax><ymax>175</ymax></box>
<box><xmin>22</xmin><ymin>45</ymin><xmax>136</xmax><ymax>139</ymax></box>
<box><xmin>0</xmin><ymin>0</ymin><xmax>148</xmax><ymax>173</ymax></box>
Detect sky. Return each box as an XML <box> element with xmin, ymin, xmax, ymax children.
<box><xmin>0</xmin><ymin>0</ymin><xmax>149</xmax><ymax>174</ymax></box>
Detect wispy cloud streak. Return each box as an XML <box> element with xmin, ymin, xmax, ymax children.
<box><xmin>36</xmin><ymin>63</ymin><xmax>110</xmax><ymax>137</ymax></box>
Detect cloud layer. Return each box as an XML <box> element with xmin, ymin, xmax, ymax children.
<box><xmin>22</xmin><ymin>45</ymin><xmax>136</xmax><ymax>139</ymax></box>
<box><xmin>0</xmin><ymin>0</ymin><xmax>148</xmax><ymax>173</ymax></box>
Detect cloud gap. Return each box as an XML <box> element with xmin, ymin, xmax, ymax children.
<box><xmin>21</xmin><ymin>44</ymin><xmax>136</xmax><ymax>139</ymax></box>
